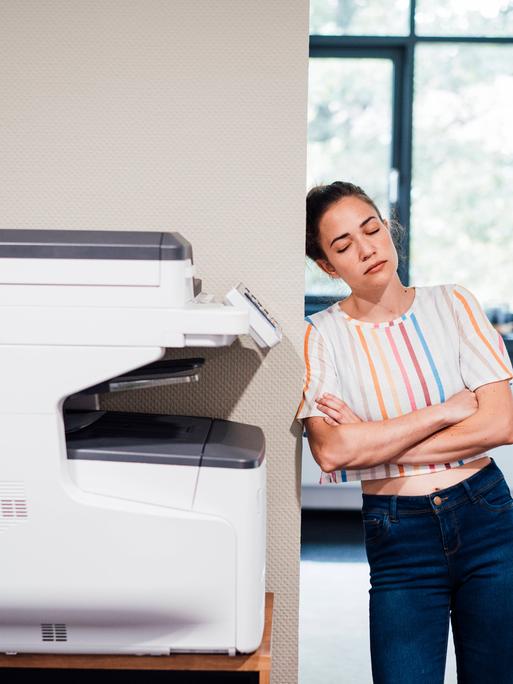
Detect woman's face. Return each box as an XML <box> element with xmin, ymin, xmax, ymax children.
<box><xmin>315</xmin><ymin>195</ymin><xmax>398</xmax><ymax>291</ymax></box>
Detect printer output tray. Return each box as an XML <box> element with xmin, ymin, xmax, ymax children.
<box><xmin>75</xmin><ymin>357</ymin><xmax>205</xmax><ymax>395</ymax></box>
<box><xmin>66</xmin><ymin>411</ymin><xmax>265</xmax><ymax>469</ymax></box>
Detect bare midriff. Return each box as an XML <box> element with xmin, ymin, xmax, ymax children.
<box><xmin>360</xmin><ymin>456</ymin><xmax>492</xmax><ymax>495</ymax></box>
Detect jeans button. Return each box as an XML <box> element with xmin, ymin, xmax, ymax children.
<box><xmin>433</xmin><ymin>496</ymin><xmax>442</xmax><ymax>505</ymax></box>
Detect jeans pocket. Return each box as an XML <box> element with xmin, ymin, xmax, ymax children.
<box><xmin>477</xmin><ymin>478</ymin><xmax>513</xmax><ymax>512</ymax></box>
<box><xmin>362</xmin><ymin>511</ymin><xmax>389</xmax><ymax>545</ymax></box>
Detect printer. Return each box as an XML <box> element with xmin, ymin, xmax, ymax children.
<box><xmin>0</xmin><ymin>229</ymin><xmax>282</xmax><ymax>656</ymax></box>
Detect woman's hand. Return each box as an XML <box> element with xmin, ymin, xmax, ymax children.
<box><xmin>315</xmin><ymin>393</ymin><xmax>363</xmax><ymax>426</ymax></box>
<box><xmin>442</xmin><ymin>388</ymin><xmax>478</xmax><ymax>425</ymax></box>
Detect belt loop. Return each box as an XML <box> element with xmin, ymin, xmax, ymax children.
<box><xmin>389</xmin><ymin>495</ymin><xmax>398</xmax><ymax>522</ymax></box>
<box><xmin>462</xmin><ymin>478</ymin><xmax>478</xmax><ymax>503</ymax></box>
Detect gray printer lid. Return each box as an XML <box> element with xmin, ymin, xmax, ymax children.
<box><xmin>0</xmin><ymin>229</ymin><xmax>191</xmax><ymax>260</ymax></box>
<box><xmin>66</xmin><ymin>412</ymin><xmax>265</xmax><ymax>469</ymax></box>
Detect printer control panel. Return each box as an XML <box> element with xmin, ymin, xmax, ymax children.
<box><xmin>224</xmin><ymin>282</ymin><xmax>282</xmax><ymax>348</ymax></box>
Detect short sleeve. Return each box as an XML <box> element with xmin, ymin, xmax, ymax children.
<box><xmin>294</xmin><ymin>319</ymin><xmax>343</xmax><ymax>425</ymax></box>
<box><xmin>452</xmin><ymin>283</ymin><xmax>513</xmax><ymax>391</ymax></box>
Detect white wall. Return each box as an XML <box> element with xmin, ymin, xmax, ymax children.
<box><xmin>0</xmin><ymin>2</ymin><xmax>310</xmax><ymax>681</ymax></box>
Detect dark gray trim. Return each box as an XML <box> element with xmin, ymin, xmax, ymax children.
<box><xmin>66</xmin><ymin>412</ymin><xmax>265</xmax><ymax>469</ymax></box>
<box><xmin>0</xmin><ymin>229</ymin><xmax>191</xmax><ymax>260</ymax></box>
<box><xmin>161</xmin><ymin>232</ymin><xmax>193</xmax><ymax>261</ymax></box>
<box><xmin>202</xmin><ymin>419</ymin><xmax>266</xmax><ymax>469</ymax></box>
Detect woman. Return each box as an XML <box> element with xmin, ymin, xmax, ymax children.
<box><xmin>295</xmin><ymin>181</ymin><xmax>513</xmax><ymax>683</ymax></box>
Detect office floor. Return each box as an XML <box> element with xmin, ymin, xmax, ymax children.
<box><xmin>299</xmin><ymin>509</ymin><xmax>458</xmax><ymax>684</ymax></box>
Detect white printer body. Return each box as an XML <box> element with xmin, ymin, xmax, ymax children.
<box><xmin>0</xmin><ymin>229</ymin><xmax>277</xmax><ymax>656</ymax></box>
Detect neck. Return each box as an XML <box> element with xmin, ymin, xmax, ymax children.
<box><xmin>345</xmin><ymin>275</ymin><xmax>413</xmax><ymax>322</ymax></box>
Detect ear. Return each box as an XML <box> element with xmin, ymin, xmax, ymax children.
<box><xmin>315</xmin><ymin>258</ymin><xmax>338</xmax><ymax>279</ymax></box>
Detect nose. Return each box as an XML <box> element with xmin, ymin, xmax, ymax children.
<box><xmin>358</xmin><ymin>236</ymin><xmax>376</xmax><ymax>262</ymax></box>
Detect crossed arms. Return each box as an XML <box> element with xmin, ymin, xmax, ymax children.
<box><xmin>304</xmin><ymin>379</ymin><xmax>513</xmax><ymax>472</ymax></box>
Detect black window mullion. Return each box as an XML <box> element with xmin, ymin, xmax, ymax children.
<box><xmin>394</xmin><ymin>41</ymin><xmax>414</xmax><ymax>287</ymax></box>
<box><xmin>410</xmin><ymin>0</ymin><xmax>416</xmax><ymax>36</ymax></box>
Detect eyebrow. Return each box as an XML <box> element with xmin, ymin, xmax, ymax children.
<box><xmin>329</xmin><ymin>216</ymin><xmax>377</xmax><ymax>248</ymax></box>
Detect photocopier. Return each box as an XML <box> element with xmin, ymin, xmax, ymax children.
<box><xmin>0</xmin><ymin>229</ymin><xmax>282</xmax><ymax>656</ymax></box>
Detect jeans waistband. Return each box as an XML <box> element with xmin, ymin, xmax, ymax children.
<box><xmin>361</xmin><ymin>458</ymin><xmax>506</xmax><ymax>515</ymax></box>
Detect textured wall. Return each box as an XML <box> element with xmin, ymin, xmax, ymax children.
<box><xmin>0</xmin><ymin>2</ymin><xmax>309</xmax><ymax>682</ymax></box>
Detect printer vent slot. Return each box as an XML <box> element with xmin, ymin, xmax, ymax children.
<box><xmin>0</xmin><ymin>482</ymin><xmax>28</xmax><ymax>533</ymax></box>
<box><xmin>1</xmin><ymin>498</ymin><xmax>28</xmax><ymax>518</ymax></box>
<box><xmin>41</xmin><ymin>624</ymin><xmax>68</xmax><ymax>642</ymax></box>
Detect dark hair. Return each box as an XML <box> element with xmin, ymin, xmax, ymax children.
<box><xmin>306</xmin><ymin>181</ymin><xmax>405</xmax><ymax>264</ymax></box>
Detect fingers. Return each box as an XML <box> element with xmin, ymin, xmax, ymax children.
<box><xmin>316</xmin><ymin>401</ymin><xmax>344</xmax><ymax>422</ymax></box>
<box><xmin>316</xmin><ymin>395</ymin><xmax>345</xmax><ymax>414</ymax></box>
<box><xmin>315</xmin><ymin>394</ymin><xmax>344</xmax><ymax>425</ymax></box>
<box><xmin>315</xmin><ymin>393</ymin><xmax>363</xmax><ymax>424</ymax></box>
<box><xmin>315</xmin><ymin>393</ymin><xmax>345</xmax><ymax>409</ymax></box>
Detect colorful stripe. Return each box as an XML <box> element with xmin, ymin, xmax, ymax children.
<box><xmin>454</xmin><ymin>288</ymin><xmax>512</xmax><ymax>376</ymax></box>
<box><xmin>355</xmin><ymin>325</ymin><xmax>389</xmax><ymax>420</ymax></box>
<box><xmin>295</xmin><ymin>323</ymin><xmax>313</xmax><ymax>420</ymax></box>
<box><xmin>398</xmin><ymin>318</ymin><xmax>432</xmax><ymax>406</ymax></box>
<box><xmin>385</xmin><ymin>325</ymin><xmax>418</xmax><ymax>412</ymax></box>
<box><xmin>296</xmin><ymin>284</ymin><xmax>513</xmax><ymax>484</ymax></box>
<box><xmin>411</xmin><ymin>312</ymin><xmax>446</xmax><ymax>403</ymax></box>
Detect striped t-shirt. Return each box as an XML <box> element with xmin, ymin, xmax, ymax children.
<box><xmin>295</xmin><ymin>283</ymin><xmax>513</xmax><ymax>483</ymax></box>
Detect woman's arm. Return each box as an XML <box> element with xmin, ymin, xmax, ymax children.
<box><xmin>306</xmin><ymin>389</ymin><xmax>477</xmax><ymax>472</ymax></box>
<box><xmin>389</xmin><ymin>379</ymin><xmax>513</xmax><ymax>465</ymax></box>
<box><xmin>318</xmin><ymin>404</ymin><xmax>447</xmax><ymax>472</ymax></box>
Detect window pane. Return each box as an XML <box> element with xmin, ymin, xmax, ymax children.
<box><xmin>416</xmin><ymin>0</ymin><xmax>513</xmax><ymax>37</ymax></box>
<box><xmin>411</xmin><ymin>44</ymin><xmax>513</xmax><ymax>313</ymax></box>
<box><xmin>307</xmin><ymin>58</ymin><xmax>394</xmax><ymax>296</ymax></box>
<box><xmin>310</xmin><ymin>0</ymin><xmax>410</xmax><ymax>36</ymax></box>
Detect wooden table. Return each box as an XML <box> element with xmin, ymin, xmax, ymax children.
<box><xmin>0</xmin><ymin>592</ymin><xmax>274</xmax><ymax>684</ymax></box>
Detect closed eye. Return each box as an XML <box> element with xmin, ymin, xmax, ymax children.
<box><xmin>337</xmin><ymin>228</ymin><xmax>380</xmax><ymax>253</ymax></box>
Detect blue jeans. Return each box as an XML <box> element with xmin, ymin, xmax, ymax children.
<box><xmin>361</xmin><ymin>458</ymin><xmax>513</xmax><ymax>684</ymax></box>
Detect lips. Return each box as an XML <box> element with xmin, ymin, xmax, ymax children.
<box><xmin>364</xmin><ymin>260</ymin><xmax>386</xmax><ymax>275</ymax></box>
